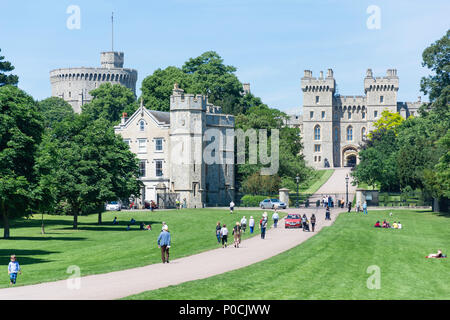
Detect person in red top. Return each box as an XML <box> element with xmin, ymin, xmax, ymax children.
<box><xmin>374</xmin><ymin>221</ymin><xmax>381</xmax><ymax>228</ymax></box>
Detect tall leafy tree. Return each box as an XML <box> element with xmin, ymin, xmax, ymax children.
<box><xmin>0</xmin><ymin>49</ymin><xmax>18</xmax><ymax>86</ymax></box>
<box><xmin>0</xmin><ymin>85</ymin><xmax>43</xmax><ymax>238</ymax></box>
<box><xmin>38</xmin><ymin>97</ymin><xmax>75</xmax><ymax>128</ymax></box>
<box><xmin>82</xmin><ymin>83</ymin><xmax>138</xmax><ymax>124</ymax></box>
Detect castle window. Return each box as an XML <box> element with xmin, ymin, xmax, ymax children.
<box><xmin>155</xmin><ymin>138</ymin><xmax>163</xmax><ymax>151</ymax></box>
<box><xmin>362</xmin><ymin>112</ymin><xmax>366</xmax><ymax>119</ymax></box>
<box><xmin>138</xmin><ymin>139</ymin><xmax>147</xmax><ymax>153</ymax></box>
<box><xmin>362</xmin><ymin>127</ymin><xmax>367</xmax><ymax>140</ymax></box>
<box><xmin>318</xmin><ymin>156</ymin><xmax>321</xmax><ymax>162</ymax></box>
<box><xmin>348</xmin><ymin>112</ymin><xmax>352</xmax><ymax>120</ymax></box>
<box><xmin>346</xmin><ymin>126</ymin><xmax>353</xmax><ymax>141</ymax></box>
<box><xmin>139</xmin><ymin>120</ymin><xmax>145</xmax><ymax>131</ymax></box>
<box><xmin>310</xmin><ymin>111</ymin><xmax>314</xmax><ymax>119</ymax></box>
<box><xmin>314</xmin><ymin>144</ymin><xmax>321</xmax><ymax>152</ymax></box>
<box><xmin>380</xmin><ymin>96</ymin><xmax>384</xmax><ymax>103</ymax></box>
<box><xmin>69</xmin><ymin>92</ymin><xmax>71</xmax><ymax>98</ymax></box>
<box><xmin>374</xmin><ymin>110</ymin><xmax>378</xmax><ymax>118</ymax></box>
<box><xmin>155</xmin><ymin>160</ymin><xmax>163</xmax><ymax>177</ymax></box>
<box><xmin>315</xmin><ymin>96</ymin><xmax>319</xmax><ymax>103</ymax></box>
<box><xmin>321</xmin><ymin>111</ymin><xmax>325</xmax><ymax>119</ymax></box>
<box><xmin>139</xmin><ymin>160</ymin><xmax>146</xmax><ymax>177</ymax></box>
<box><xmin>314</xmin><ymin>125</ymin><xmax>321</xmax><ymax>140</ymax></box>
<box><xmin>314</xmin><ymin>156</ymin><xmax>317</xmax><ymax>162</ymax></box>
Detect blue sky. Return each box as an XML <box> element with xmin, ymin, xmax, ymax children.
<box><xmin>1</xmin><ymin>0</ymin><xmax>449</xmax><ymax>114</ymax></box>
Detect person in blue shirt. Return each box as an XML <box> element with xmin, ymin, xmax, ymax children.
<box><xmin>157</xmin><ymin>225</ymin><xmax>171</xmax><ymax>263</ymax></box>
<box><xmin>363</xmin><ymin>201</ymin><xmax>368</xmax><ymax>215</ymax></box>
<box><xmin>8</xmin><ymin>255</ymin><xmax>22</xmax><ymax>285</ymax></box>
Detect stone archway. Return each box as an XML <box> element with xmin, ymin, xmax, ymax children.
<box><xmin>342</xmin><ymin>146</ymin><xmax>358</xmax><ymax>167</ymax></box>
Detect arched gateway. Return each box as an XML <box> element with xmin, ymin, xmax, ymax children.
<box><xmin>342</xmin><ymin>145</ymin><xmax>358</xmax><ymax>167</ymax></box>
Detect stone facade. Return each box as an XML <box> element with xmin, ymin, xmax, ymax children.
<box><xmin>114</xmin><ymin>84</ymin><xmax>235</xmax><ymax>209</ymax></box>
<box><xmin>297</xmin><ymin>68</ymin><xmax>421</xmax><ymax>169</ymax></box>
<box><xmin>50</xmin><ymin>51</ymin><xmax>137</xmax><ymax>113</ymax></box>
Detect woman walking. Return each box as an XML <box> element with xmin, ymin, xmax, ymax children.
<box><xmin>232</xmin><ymin>222</ymin><xmax>241</xmax><ymax>248</ymax></box>
<box><xmin>310</xmin><ymin>214</ymin><xmax>316</xmax><ymax>232</ymax></box>
<box><xmin>216</xmin><ymin>221</ymin><xmax>222</xmax><ymax>244</ymax></box>
<box><xmin>220</xmin><ymin>224</ymin><xmax>228</xmax><ymax>248</ymax></box>
<box><xmin>249</xmin><ymin>216</ymin><xmax>255</xmax><ymax>234</ymax></box>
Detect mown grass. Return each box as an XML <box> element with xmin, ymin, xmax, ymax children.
<box><xmin>0</xmin><ymin>208</ymin><xmax>281</xmax><ymax>288</ymax></box>
<box><xmin>126</xmin><ymin>209</ymin><xmax>450</xmax><ymax>300</ymax></box>
<box><xmin>301</xmin><ymin>169</ymin><xmax>335</xmax><ymax>194</ymax></box>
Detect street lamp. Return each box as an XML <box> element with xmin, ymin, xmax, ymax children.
<box><xmin>296</xmin><ymin>174</ymin><xmax>300</xmax><ymax>208</ymax></box>
<box><xmin>345</xmin><ymin>174</ymin><xmax>349</xmax><ymax>207</ymax></box>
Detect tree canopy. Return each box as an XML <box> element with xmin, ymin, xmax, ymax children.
<box><xmin>38</xmin><ymin>97</ymin><xmax>75</xmax><ymax>128</ymax></box>
<box><xmin>0</xmin><ymin>48</ymin><xmax>18</xmax><ymax>86</ymax></box>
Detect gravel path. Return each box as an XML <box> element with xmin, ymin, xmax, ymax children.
<box><xmin>0</xmin><ymin>169</ymin><xmax>356</xmax><ymax>300</ymax></box>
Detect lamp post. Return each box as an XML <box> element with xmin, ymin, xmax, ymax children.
<box><xmin>345</xmin><ymin>174</ymin><xmax>349</xmax><ymax>207</ymax></box>
<box><xmin>296</xmin><ymin>175</ymin><xmax>300</xmax><ymax>208</ymax></box>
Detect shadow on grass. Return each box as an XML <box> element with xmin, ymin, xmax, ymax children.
<box><xmin>0</xmin><ymin>249</ymin><xmax>58</xmax><ymax>266</ymax></box>
<box><xmin>9</xmin><ymin>218</ymin><xmax>163</xmax><ymax>230</ymax></box>
<box><xmin>2</xmin><ymin>236</ymin><xmax>87</xmax><ymax>241</ymax></box>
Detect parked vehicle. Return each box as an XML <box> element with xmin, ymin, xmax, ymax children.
<box><xmin>285</xmin><ymin>214</ymin><xmax>302</xmax><ymax>228</ymax></box>
<box><xmin>259</xmin><ymin>198</ymin><xmax>287</xmax><ymax>209</ymax></box>
<box><xmin>105</xmin><ymin>201</ymin><xmax>121</xmax><ymax>211</ymax></box>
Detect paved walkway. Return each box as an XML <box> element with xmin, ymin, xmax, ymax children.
<box><xmin>0</xmin><ymin>169</ymin><xmax>356</xmax><ymax>300</ymax></box>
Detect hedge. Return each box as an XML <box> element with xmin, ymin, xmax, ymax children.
<box><xmin>240</xmin><ymin>195</ymin><xmax>270</xmax><ymax>207</ymax></box>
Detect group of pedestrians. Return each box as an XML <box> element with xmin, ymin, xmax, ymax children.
<box><xmin>353</xmin><ymin>201</ymin><xmax>368</xmax><ymax>214</ymax></box>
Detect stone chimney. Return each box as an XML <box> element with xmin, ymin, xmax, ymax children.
<box><xmin>121</xmin><ymin>112</ymin><xmax>127</xmax><ymax>125</ymax></box>
<box><xmin>319</xmin><ymin>71</ymin><xmax>324</xmax><ymax>79</ymax></box>
<box><xmin>327</xmin><ymin>69</ymin><xmax>334</xmax><ymax>78</ymax></box>
<box><xmin>366</xmin><ymin>68</ymin><xmax>373</xmax><ymax>78</ymax></box>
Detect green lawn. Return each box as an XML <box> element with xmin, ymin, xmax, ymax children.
<box><xmin>126</xmin><ymin>209</ymin><xmax>450</xmax><ymax>300</ymax></box>
<box><xmin>0</xmin><ymin>208</ymin><xmax>279</xmax><ymax>288</ymax></box>
<box><xmin>301</xmin><ymin>169</ymin><xmax>334</xmax><ymax>194</ymax></box>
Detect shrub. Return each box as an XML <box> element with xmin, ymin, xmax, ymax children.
<box><xmin>240</xmin><ymin>195</ymin><xmax>269</xmax><ymax>207</ymax></box>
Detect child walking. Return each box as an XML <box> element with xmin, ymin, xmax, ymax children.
<box><xmin>8</xmin><ymin>255</ymin><xmax>22</xmax><ymax>285</ymax></box>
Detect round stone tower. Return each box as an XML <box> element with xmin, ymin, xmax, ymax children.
<box><xmin>50</xmin><ymin>51</ymin><xmax>137</xmax><ymax>113</ymax></box>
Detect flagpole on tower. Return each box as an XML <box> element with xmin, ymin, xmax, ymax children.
<box><xmin>111</xmin><ymin>12</ymin><xmax>114</xmax><ymax>51</ymax></box>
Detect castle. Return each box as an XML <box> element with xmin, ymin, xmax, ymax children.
<box><xmin>297</xmin><ymin>68</ymin><xmax>422</xmax><ymax>169</ymax></box>
<box><xmin>114</xmin><ymin>84</ymin><xmax>235</xmax><ymax>208</ymax></box>
<box><xmin>50</xmin><ymin>51</ymin><xmax>137</xmax><ymax>113</ymax></box>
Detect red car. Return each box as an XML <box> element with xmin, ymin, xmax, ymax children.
<box><xmin>285</xmin><ymin>214</ymin><xmax>302</xmax><ymax>228</ymax></box>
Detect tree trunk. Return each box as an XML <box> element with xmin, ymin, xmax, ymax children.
<box><xmin>98</xmin><ymin>211</ymin><xmax>102</xmax><ymax>225</ymax></box>
<box><xmin>1</xmin><ymin>200</ymin><xmax>10</xmax><ymax>239</ymax></box>
<box><xmin>41</xmin><ymin>212</ymin><xmax>45</xmax><ymax>235</ymax></box>
<box><xmin>73</xmin><ymin>206</ymin><xmax>79</xmax><ymax>229</ymax></box>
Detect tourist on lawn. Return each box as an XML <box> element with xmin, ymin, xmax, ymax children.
<box><xmin>176</xmin><ymin>199</ymin><xmax>180</xmax><ymax>210</ymax></box>
<box><xmin>126</xmin><ymin>224</ymin><xmax>130</xmax><ymax>231</ymax></box>
<box><xmin>229</xmin><ymin>201</ymin><xmax>235</xmax><ymax>214</ymax></box>
<box><xmin>363</xmin><ymin>201</ymin><xmax>368</xmax><ymax>214</ymax></box>
<box><xmin>130</xmin><ymin>218</ymin><xmax>136</xmax><ymax>225</ymax></box>
<box><xmin>145</xmin><ymin>224</ymin><xmax>152</xmax><ymax>231</ymax></box>
<box><xmin>398</xmin><ymin>221</ymin><xmax>402</xmax><ymax>229</ymax></box>
<box><xmin>232</xmin><ymin>222</ymin><xmax>242</xmax><ymax>248</ymax></box>
<box><xmin>140</xmin><ymin>222</ymin><xmax>145</xmax><ymax>230</ymax></box>
<box><xmin>220</xmin><ymin>224</ymin><xmax>228</xmax><ymax>248</ymax></box>
<box><xmin>216</xmin><ymin>222</ymin><xmax>222</xmax><ymax>244</ymax></box>
<box><xmin>426</xmin><ymin>249</ymin><xmax>446</xmax><ymax>258</ymax></box>
<box><xmin>272</xmin><ymin>210</ymin><xmax>279</xmax><ymax>228</ymax></box>
<box><xmin>356</xmin><ymin>200</ymin><xmax>361</xmax><ymax>212</ymax></box>
<box><xmin>325</xmin><ymin>205</ymin><xmax>331</xmax><ymax>220</ymax></box>
<box><xmin>157</xmin><ymin>225</ymin><xmax>171</xmax><ymax>263</ymax></box>
<box><xmin>249</xmin><ymin>216</ymin><xmax>255</xmax><ymax>234</ymax></box>
<box><xmin>112</xmin><ymin>216</ymin><xmax>118</xmax><ymax>225</ymax></box>
<box><xmin>260</xmin><ymin>216</ymin><xmax>268</xmax><ymax>239</ymax></box>
<box><xmin>374</xmin><ymin>221</ymin><xmax>381</xmax><ymax>228</ymax></box>
<box><xmin>240</xmin><ymin>216</ymin><xmax>247</xmax><ymax>233</ymax></box>
<box><xmin>310</xmin><ymin>214</ymin><xmax>316</xmax><ymax>232</ymax></box>
<box><xmin>8</xmin><ymin>255</ymin><xmax>21</xmax><ymax>286</ymax></box>
<box><xmin>161</xmin><ymin>221</ymin><xmax>167</xmax><ymax>231</ymax></box>
<box><xmin>393</xmin><ymin>221</ymin><xmax>399</xmax><ymax>229</ymax></box>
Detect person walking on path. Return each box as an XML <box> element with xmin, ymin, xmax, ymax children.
<box><xmin>157</xmin><ymin>225</ymin><xmax>171</xmax><ymax>264</ymax></box>
<box><xmin>347</xmin><ymin>201</ymin><xmax>352</xmax><ymax>213</ymax></box>
<box><xmin>249</xmin><ymin>216</ymin><xmax>255</xmax><ymax>234</ymax></box>
<box><xmin>325</xmin><ymin>205</ymin><xmax>331</xmax><ymax>220</ymax></box>
<box><xmin>220</xmin><ymin>224</ymin><xmax>228</xmax><ymax>248</ymax></box>
<box><xmin>8</xmin><ymin>255</ymin><xmax>21</xmax><ymax>286</ymax></box>
<box><xmin>240</xmin><ymin>216</ymin><xmax>247</xmax><ymax>233</ymax></box>
<box><xmin>363</xmin><ymin>201</ymin><xmax>368</xmax><ymax>215</ymax></box>
<box><xmin>310</xmin><ymin>214</ymin><xmax>316</xmax><ymax>232</ymax></box>
<box><xmin>272</xmin><ymin>210</ymin><xmax>279</xmax><ymax>228</ymax></box>
<box><xmin>229</xmin><ymin>201</ymin><xmax>235</xmax><ymax>214</ymax></box>
<box><xmin>301</xmin><ymin>214</ymin><xmax>308</xmax><ymax>232</ymax></box>
<box><xmin>260</xmin><ymin>216</ymin><xmax>268</xmax><ymax>239</ymax></box>
<box><xmin>216</xmin><ymin>222</ymin><xmax>222</xmax><ymax>244</ymax></box>
<box><xmin>232</xmin><ymin>222</ymin><xmax>242</xmax><ymax>248</ymax></box>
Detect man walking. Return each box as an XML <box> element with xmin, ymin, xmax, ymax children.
<box><xmin>325</xmin><ymin>205</ymin><xmax>331</xmax><ymax>220</ymax></box>
<box><xmin>157</xmin><ymin>225</ymin><xmax>171</xmax><ymax>263</ymax></box>
<box><xmin>229</xmin><ymin>200</ymin><xmax>235</xmax><ymax>214</ymax></box>
<box><xmin>240</xmin><ymin>216</ymin><xmax>247</xmax><ymax>233</ymax></box>
<box><xmin>249</xmin><ymin>216</ymin><xmax>255</xmax><ymax>234</ymax></box>
<box><xmin>363</xmin><ymin>201</ymin><xmax>368</xmax><ymax>215</ymax></box>
<box><xmin>272</xmin><ymin>210</ymin><xmax>279</xmax><ymax>228</ymax></box>
<box><xmin>261</xmin><ymin>213</ymin><xmax>268</xmax><ymax>239</ymax></box>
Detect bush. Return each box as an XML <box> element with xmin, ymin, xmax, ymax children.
<box><xmin>240</xmin><ymin>195</ymin><xmax>269</xmax><ymax>207</ymax></box>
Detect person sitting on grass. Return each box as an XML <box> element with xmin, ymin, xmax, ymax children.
<box><xmin>382</xmin><ymin>220</ymin><xmax>388</xmax><ymax>228</ymax></box>
<box><xmin>426</xmin><ymin>250</ymin><xmax>447</xmax><ymax>258</ymax></box>
<box><xmin>392</xmin><ymin>221</ymin><xmax>399</xmax><ymax>229</ymax></box>
<box><xmin>112</xmin><ymin>216</ymin><xmax>118</xmax><ymax>225</ymax></box>
<box><xmin>130</xmin><ymin>218</ymin><xmax>136</xmax><ymax>225</ymax></box>
<box><xmin>140</xmin><ymin>222</ymin><xmax>145</xmax><ymax>230</ymax></box>
<box><xmin>374</xmin><ymin>221</ymin><xmax>381</xmax><ymax>228</ymax></box>
<box><xmin>126</xmin><ymin>224</ymin><xmax>130</xmax><ymax>231</ymax></box>
<box><xmin>398</xmin><ymin>221</ymin><xmax>402</xmax><ymax>229</ymax></box>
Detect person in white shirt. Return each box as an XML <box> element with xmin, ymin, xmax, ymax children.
<box><xmin>272</xmin><ymin>211</ymin><xmax>279</xmax><ymax>228</ymax></box>
<box><xmin>229</xmin><ymin>201</ymin><xmax>235</xmax><ymax>214</ymax></box>
<box><xmin>397</xmin><ymin>222</ymin><xmax>402</xmax><ymax>229</ymax></box>
<box><xmin>240</xmin><ymin>216</ymin><xmax>247</xmax><ymax>233</ymax></box>
<box><xmin>249</xmin><ymin>216</ymin><xmax>255</xmax><ymax>234</ymax></box>
<box><xmin>220</xmin><ymin>224</ymin><xmax>229</xmax><ymax>248</ymax></box>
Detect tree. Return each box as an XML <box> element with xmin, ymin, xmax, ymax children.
<box><xmin>420</xmin><ymin>29</ymin><xmax>450</xmax><ymax>102</ymax></box>
<box><xmin>369</xmin><ymin>109</ymin><xmax>405</xmax><ymax>139</ymax></box>
<box><xmin>38</xmin><ymin>97</ymin><xmax>75</xmax><ymax>128</ymax></box>
<box><xmin>36</xmin><ymin>114</ymin><xmax>142</xmax><ymax>228</ymax></box>
<box><xmin>82</xmin><ymin>83</ymin><xmax>138</xmax><ymax>124</ymax></box>
<box><xmin>0</xmin><ymin>49</ymin><xmax>18</xmax><ymax>86</ymax></box>
<box><xmin>0</xmin><ymin>85</ymin><xmax>43</xmax><ymax>238</ymax></box>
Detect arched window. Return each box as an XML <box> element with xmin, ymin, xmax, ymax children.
<box><xmin>347</xmin><ymin>126</ymin><xmax>353</xmax><ymax>141</ymax></box>
<box><xmin>139</xmin><ymin>120</ymin><xmax>145</xmax><ymax>131</ymax></box>
<box><xmin>314</xmin><ymin>125</ymin><xmax>321</xmax><ymax>140</ymax></box>
<box><xmin>362</xmin><ymin>127</ymin><xmax>366</xmax><ymax>140</ymax></box>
